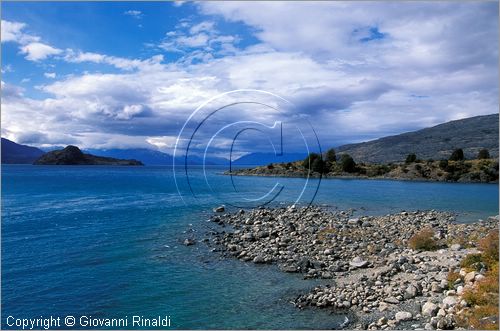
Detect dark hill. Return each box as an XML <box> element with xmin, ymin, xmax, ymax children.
<box><xmin>34</xmin><ymin>146</ymin><xmax>143</xmax><ymax>166</ymax></box>
<box><xmin>1</xmin><ymin>138</ymin><xmax>45</xmax><ymax>164</ymax></box>
<box><xmin>336</xmin><ymin>114</ymin><xmax>499</xmax><ymax>163</ymax></box>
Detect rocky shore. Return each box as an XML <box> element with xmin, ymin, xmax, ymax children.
<box><xmin>198</xmin><ymin>206</ymin><xmax>498</xmax><ymax>329</ymax></box>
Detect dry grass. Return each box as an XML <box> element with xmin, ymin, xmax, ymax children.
<box><xmin>479</xmin><ymin>230</ymin><xmax>499</xmax><ymax>265</ymax></box>
<box><xmin>456</xmin><ymin>230</ymin><xmax>499</xmax><ymax>330</ymax></box>
<box><xmin>408</xmin><ymin>227</ymin><xmax>439</xmax><ymax>251</ymax></box>
<box><xmin>447</xmin><ymin>271</ymin><xmax>462</xmax><ymax>290</ymax></box>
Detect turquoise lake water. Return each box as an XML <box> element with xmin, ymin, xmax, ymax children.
<box><xmin>1</xmin><ymin>165</ymin><xmax>498</xmax><ymax>329</ymax></box>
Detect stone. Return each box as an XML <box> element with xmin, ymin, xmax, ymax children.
<box><xmin>384</xmin><ymin>296</ymin><xmax>400</xmax><ymax>304</ymax></box>
<box><xmin>183</xmin><ymin>238</ymin><xmax>195</xmax><ymax>246</ymax></box>
<box><xmin>378</xmin><ymin>302</ymin><xmax>389</xmax><ymax>312</ymax></box>
<box><xmin>281</xmin><ymin>265</ymin><xmax>298</xmax><ymax>273</ymax></box>
<box><xmin>422</xmin><ymin>301</ymin><xmax>439</xmax><ymax>317</ymax></box>
<box><xmin>350</xmin><ymin>256</ymin><xmax>369</xmax><ymax>269</ymax></box>
<box><xmin>395</xmin><ymin>311</ymin><xmax>413</xmax><ymax>322</ymax></box>
<box><xmin>404</xmin><ymin>284</ymin><xmax>419</xmax><ymax>299</ymax></box>
<box><xmin>436</xmin><ymin>316</ymin><xmax>454</xmax><ymax>330</ymax></box>
<box><xmin>464</xmin><ymin>271</ymin><xmax>477</xmax><ymax>283</ymax></box>
<box><xmin>213</xmin><ymin>205</ymin><xmax>225</xmax><ymax>213</ymax></box>
<box><xmin>253</xmin><ymin>255</ymin><xmax>266</xmax><ymax>263</ymax></box>
<box><xmin>424</xmin><ymin>323</ymin><xmax>433</xmax><ymax>330</ymax></box>
<box><xmin>456</xmin><ymin>285</ymin><xmax>464</xmax><ymax>295</ymax></box>
<box><xmin>442</xmin><ymin>296</ymin><xmax>458</xmax><ymax>308</ymax></box>
<box><xmin>241</xmin><ymin>233</ymin><xmax>254</xmax><ymax>241</ymax></box>
<box><xmin>323</xmin><ymin>248</ymin><xmax>332</xmax><ymax>255</ymax></box>
<box><xmin>475</xmin><ymin>274</ymin><xmax>485</xmax><ymax>282</ymax></box>
<box><xmin>450</xmin><ymin>243</ymin><xmax>462</xmax><ymax>251</ymax></box>
<box><xmin>347</xmin><ymin>218</ymin><xmax>361</xmax><ymax>226</ymax></box>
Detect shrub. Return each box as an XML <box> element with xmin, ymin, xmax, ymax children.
<box><xmin>478</xmin><ymin>148</ymin><xmax>491</xmax><ymax>160</ymax></box>
<box><xmin>311</xmin><ymin>157</ymin><xmax>326</xmax><ymax>173</ymax></box>
<box><xmin>340</xmin><ymin>154</ymin><xmax>356</xmax><ymax>173</ymax></box>
<box><xmin>439</xmin><ymin>159</ymin><xmax>449</xmax><ymax>170</ymax></box>
<box><xmin>405</xmin><ymin>153</ymin><xmax>417</xmax><ymax>163</ymax></box>
<box><xmin>267</xmin><ymin>163</ymin><xmax>274</xmax><ymax>169</ymax></box>
<box><xmin>325</xmin><ymin>148</ymin><xmax>336</xmax><ymax>163</ymax></box>
<box><xmin>447</xmin><ymin>271</ymin><xmax>462</xmax><ymax>289</ymax></box>
<box><xmin>303</xmin><ymin>153</ymin><xmax>320</xmax><ymax>169</ymax></box>
<box><xmin>460</xmin><ymin>253</ymin><xmax>484</xmax><ymax>270</ymax></box>
<box><xmin>450</xmin><ymin>148</ymin><xmax>465</xmax><ymax>161</ymax></box>
<box><xmin>478</xmin><ymin>231</ymin><xmax>499</xmax><ymax>264</ymax></box>
<box><xmin>408</xmin><ymin>228</ymin><xmax>439</xmax><ymax>251</ymax></box>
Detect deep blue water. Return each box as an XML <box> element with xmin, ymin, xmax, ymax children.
<box><xmin>2</xmin><ymin>165</ymin><xmax>498</xmax><ymax>329</ymax></box>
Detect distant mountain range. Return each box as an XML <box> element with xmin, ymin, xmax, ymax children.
<box><xmin>85</xmin><ymin>148</ymin><xmax>227</xmax><ymax>166</ymax></box>
<box><xmin>1</xmin><ymin>138</ymin><xmax>44</xmax><ymax>164</ymax></box>
<box><xmin>336</xmin><ymin>114</ymin><xmax>499</xmax><ymax>163</ymax></box>
<box><xmin>2</xmin><ymin>114</ymin><xmax>498</xmax><ymax>165</ymax></box>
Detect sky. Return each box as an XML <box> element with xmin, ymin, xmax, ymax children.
<box><xmin>1</xmin><ymin>1</ymin><xmax>498</xmax><ymax>157</ymax></box>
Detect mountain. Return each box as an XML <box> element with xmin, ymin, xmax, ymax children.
<box><xmin>1</xmin><ymin>138</ymin><xmax>45</xmax><ymax>164</ymax></box>
<box><xmin>232</xmin><ymin>152</ymin><xmax>309</xmax><ymax>166</ymax></box>
<box><xmin>86</xmin><ymin>148</ymin><xmax>228</xmax><ymax>166</ymax></box>
<box><xmin>336</xmin><ymin>114</ymin><xmax>499</xmax><ymax>163</ymax></box>
<box><xmin>34</xmin><ymin>146</ymin><xmax>143</xmax><ymax>166</ymax></box>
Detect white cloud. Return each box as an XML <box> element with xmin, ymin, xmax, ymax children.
<box><xmin>1</xmin><ymin>20</ymin><xmax>40</xmax><ymax>44</ymax></box>
<box><xmin>20</xmin><ymin>42</ymin><xmax>62</xmax><ymax>61</ymax></box>
<box><xmin>64</xmin><ymin>50</ymin><xmax>164</xmax><ymax>71</ymax></box>
<box><xmin>44</xmin><ymin>72</ymin><xmax>56</xmax><ymax>79</ymax></box>
<box><xmin>124</xmin><ymin>10</ymin><xmax>143</xmax><ymax>19</ymax></box>
<box><xmin>1</xmin><ymin>3</ymin><xmax>497</xmax><ymax>152</ymax></box>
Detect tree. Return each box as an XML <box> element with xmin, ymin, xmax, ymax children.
<box><xmin>340</xmin><ymin>154</ymin><xmax>356</xmax><ymax>173</ymax></box>
<box><xmin>405</xmin><ymin>153</ymin><xmax>417</xmax><ymax>164</ymax></box>
<box><xmin>311</xmin><ymin>157</ymin><xmax>326</xmax><ymax>173</ymax></box>
<box><xmin>477</xmin><ymin>149</ymin><xmax>490</xmax><ymax>160</ymax></box>
<box><xmin>325</xmin><ymin>148</ymin><xmax>337</xmax><ymax>163</ymax></box>
<box><xmin>303</xmin><ymin>153</ymin><xmax>325</xmax><ymax>173</ymax></box>
<box><xmin>449</xmin><ymin>148</ymin><xmax>464</xmax><ymax>161</ymax></box>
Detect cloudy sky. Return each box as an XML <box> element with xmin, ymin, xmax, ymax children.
<box><xmin>1</xmin><ymin>1</ymin><xmax>498</xmax><ymax>157</ymax></box>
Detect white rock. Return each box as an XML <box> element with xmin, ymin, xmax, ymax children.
<box><xmin>475</xmin><ymin>274</ymin><xmax>485</xmax><ymax>282</ymax></box>
<box><xmin>422</xmin><ymin>301</ymin><xmax>439</xmax><ymax>317</ymax></box>
<box><xmin>464</xmin><ymin>271</ymin><xmax>477</xmax><ymax>283</ymax></box>
<box><xmin>395</xmin><ymin>311</ymin><xmax>413</xmax><ymax>322</ymax></box>
<box><xmin>442</xmin><ymin>296</ymin><xmax>458</xmax><ymax>308</ymax></box>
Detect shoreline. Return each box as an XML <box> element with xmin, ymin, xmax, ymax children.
<box><xmin>224</xmin><ymin>171</ymin><xmax>500</xmax><ymax>184</ymax></box>
<box><xmin>198</xmin><ymin>206</ymin><xmax>498</xmax><ymax>330</ymax></box>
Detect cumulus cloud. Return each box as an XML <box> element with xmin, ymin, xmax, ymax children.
<box><xmin>159</xmin><ymin>19</ymin><xmax>240</xmax><ymax>62</ymax></box>
<box><xmin>1</xmin><ymin>3</ymin><xmax>498</xmax><ymax>153</ymax></box>
<box><xmin>44</xmin><ymin>72</ymin><xmax>56</xmax><ymax>79</ymax></box>
<box><xmin>20</xmin><ymin>42</ymin><xmax>62</xmax><ymax>61</ymax></box>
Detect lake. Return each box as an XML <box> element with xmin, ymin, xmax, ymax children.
<box><xmin>1</xmin><ymin>165</ymin><xmax>498</xmax><ymax>329</ymax></box>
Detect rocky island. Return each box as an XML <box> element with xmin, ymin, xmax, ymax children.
<box><xmin>33</xmin><ymin>145</ymin><xmax>143</xmax><ymax>166</ymax></box>
<box><xmin>196</xmin><ymin>206</ymin><xmax>499</xmax><ymax>330</ymax></box>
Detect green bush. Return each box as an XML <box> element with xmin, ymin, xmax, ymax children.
<box><xmin>325</xmin><ymin>148</ymin><xmax>336</xmax><ymax>163</ymax></box>
<box><xmin>340</xmin><ymin>154</ymin><xmax>356</xmax><ymax>173</ymax></box>
<box><xmin>439</xmin><ymin>159</ymin><xmax>449</xmax><ymax>169</ymax></box>
<box><xmin>302</xmin><ymin>153</ymin><xmax>325</xmax><ymax>173</ymax></box>
<box><xmin>478</xmin><ymin>149</ymin><xmax>490</xmax><ymax>160</ymax></box>
<box><xmin>405</xmin><ymin>153</ymin><xmax>417</xmax><ymax>163</ymax></box>
<box><xmin>450</xmin><ymin>148</ymin><xmax>465</xmax><ymax>161</ymax></box>
<box><xmin>460</xmin><ymin>253</ymin><xmax>483</xmax><ymax>269</ymax></box>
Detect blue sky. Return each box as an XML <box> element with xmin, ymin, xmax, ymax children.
<box><xmin>1</xmin><ymin>1</ymin><xmax>498</xmax><ymax>157</ymax></box>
